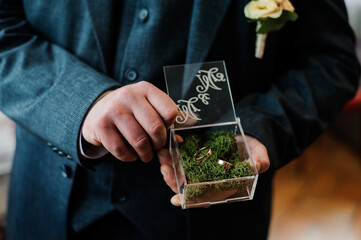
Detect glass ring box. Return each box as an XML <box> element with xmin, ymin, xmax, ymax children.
<box><xmin>164</xmin><ymin>61</ymin><xmax>259</xmax><ymax>209</ymax></box>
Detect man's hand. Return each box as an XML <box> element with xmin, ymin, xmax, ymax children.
<box><xmin>158</xmin><ymin>135</ymin><xmax>270</xmax><ymax>207</ymax></box>
<box><xmin>82</xmin><ymin>81</ymin><xmax>178</xmax><ymax>162</ymax></box>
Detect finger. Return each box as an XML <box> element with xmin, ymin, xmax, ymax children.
<box><xmin>175</xmin><ymin>134</ymin><xmax>183</xmax><ymax>143</ymax></box>
<box><xmin>243</xmin><ymin>136</ymin><xmax>270</xmax><ymax>174</ymax></box>
<box><xmin>174</xmin><ymin>111</ymin><xmax>198</xmax><ymax>128</ymax></box>
<box><xmin>81</xmin><ymin>126</ymin><xmax>102</xmax><ymax>147</ymax></box>
<box><xmin>99</xmin><ymin>125</ymin><xmax>138</xmax><ymax>162</ymax></box>
<box><xmin>81</xmin><ymin>116</ymin><xmax>104</xmax><ymax>147</ymax></box>
<box><xmin>113</xmin><ymin>113</ymin><xmax>154</xmax><ymax>162</ymax></box>
<box><xmin>141</xmin><ymin>82</ymin><xmax>178</xmax><ymax>129</ymax></box>
<box><xmin>158</xmin><ymin>149</ymin><xmax>177</xmax><ymax>193</ymax></box>
<box><xmin>158</xmin><ymin>148</ymin><xmax>178</xmax><ymax>193</ymax></box>
<box><xmin>170</xmin><ymin>194</ymin><xmax>181</xmax><ymax>207</ymax></box>
<box><xmin>160</xmin><ymin>164</ymin><xmax>178</xmax><ymax>193</ymax></box>
<box><xmin>252</xmin><ymin>146</ymin><xmax>269</xmax><ymax>173</ymax></box>
<box><xmin>157</xmin><ymin>148</ymin><xmax>173</xmax><ymax>166</ymax></box>
<box><xmin>132</xmin><ymin>99</ymin><xmax>167</xmax><ymax>150</ymax></box>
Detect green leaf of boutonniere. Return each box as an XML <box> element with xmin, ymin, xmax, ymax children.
<box><xmin>257</xmin><ymin>10</ymin><xmax>298</xmax><ymax>34</ymax></box>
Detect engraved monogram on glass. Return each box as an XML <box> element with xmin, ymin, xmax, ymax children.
<box><xmin>176</xmin><ymin>97</ymin><xmax>201</xmax><ymax>124</ymax></box>
<box><xmin>195</xmin><ymin>68</ymin><xmax>225</xmax><ymax>93</ymax></box>
<box><xmin>175</xmin><ymin>67</ymin><xmax>226</xmax><ymax>124</ymax></box>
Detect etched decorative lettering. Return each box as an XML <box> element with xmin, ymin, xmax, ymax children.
<box><xmin>198</xmin><ymin>93</ymin><xmax>210</xmax><ymax>105</ymax></box>
<box><xmin>195</xmin><ymin>67</ymin><xmax>226</xmax><ymax>93</ymax></box>
<box><xmin>176</xmin><ymin>97</ymin><xmax>201</xmax><ymax>124</ymax></box>
<box><xmin>175</xmin><ymin>66</ymin><xmax>226</xmax><ymax>124</ymax></box>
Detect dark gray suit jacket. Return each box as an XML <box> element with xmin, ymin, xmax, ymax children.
<box><xmin>0</xmin><ymin>0</ymin><xmax>359</xmax><ymax>239</ymax></box>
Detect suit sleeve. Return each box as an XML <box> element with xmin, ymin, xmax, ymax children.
<box><xmin>236</xmin><ymin>0</ymin><xmax>360</xmax><ymax>170</ymax></box>
<box><xmin>0</xmin><ymin>0</ymin><xmax>120</xmax><ymax>164</ymax></box>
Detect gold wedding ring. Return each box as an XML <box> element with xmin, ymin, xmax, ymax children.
<box><xmin>217</xmin><ymin>159</ymin><xmax>233</xmax><ymax>169</ymax></box>
<box><xmin>193</xmin><ymin>147</ymin><xmax>212</xmax><ymax>162</ymax></box>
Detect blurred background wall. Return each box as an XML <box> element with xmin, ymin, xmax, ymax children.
<box><xmin>333</xmin><ymin>0</ymin><xmax>361</xmax><ymax>151</ymax></box>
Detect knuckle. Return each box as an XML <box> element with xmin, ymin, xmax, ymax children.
<box><xmin>144</xmin><ymin>151</ymin><xmax>154</xmax><ymax>162</ymax></box>
<box><xmin>137</xmin><ymin>81</ymin><xmax>154</xmax><ymax>95</ymax></box>
<box><xmin>109</xmin><ymin>107</ymin><xmax>124</xmax><ymax>119</ymax></box>
<box><xmin>137</xmin><ymin>81</ymin><xmax>151</xmax><ymax>89</ymax></box>
<box><xmin>134</xmin><ymin>135</ymin><xmax>150</xmax><ymax>151</ymax></box>
<box><xmin>108</xmin><ymin>143</ymin><xmax>126</xmax><ymax>156</ymax></box>
<box><xmin>114</xmin><ymin>149</ymin><xmax>136</xmax><ymax>162</ymax></box>
<box><xmin>149</xmin><ymin>123</ymin><xmax>167</xmax><ymax>149</ymax></box>
<box><xmin>150</xmin><ymin>122</ymin><xmax>165</xmax><ymax>138</ymax></box>
<box><xmin>106</xmin><ymin>102</ymin><xmax>129</xmax><ymax>120</ymax></box>
<box><xmin>164</xmin><ymin>105</ymin><xmax>179</xmax><ymax>123</ymax></box>
<box><xmin>102</xmin><ymin>101</ymin><xmax>116</xmax><ymax>114</ymax></box>
<box><xmin>117</xmin><ymin>87</ymin><xmax>135</xmax><ymax>103</ymax></box>
<box><xmin>105</xmin><ymin>139</ymin><xmax>130</xmax><ymax>160</ymax></box>
<box><xmin>97</xmin><ymin>117</ymin><xmax>111</xmax><ymax>132</ymax></box>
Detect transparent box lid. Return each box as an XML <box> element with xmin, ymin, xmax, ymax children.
<box><xmin>164</xmin><ymin>61</ymin><xmax>237</xmax><ymax>129</ymax></box>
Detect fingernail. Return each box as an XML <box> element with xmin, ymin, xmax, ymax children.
<box><xmin>175</xmin><ymin>135</ymin><xmax>184</xmax><ymax>143</ymax></box>
<box><xmin>160</xmin><ymin>167</ymin><xmax>168</xmax><ymax>178</ymax></box>
<box><xmin>171</xmin><ymin>195</ymin><xmax>181</xmax><ymax>206</ymax></box>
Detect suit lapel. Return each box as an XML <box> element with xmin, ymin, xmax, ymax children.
<box><xmin>84</xmin><ymin>0</ymin><xmax>116</xmax><ymax>74</ymax></box>
<box><xmin>186</xmin><ymin>0</ymin><xmax>232</xmax><ymax>64</ymax></box>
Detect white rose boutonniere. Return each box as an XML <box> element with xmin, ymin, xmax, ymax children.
<box><xmin>244</xmin><ymin>0</ymin><xmax>298</xmax><ymax>59</ymax></box>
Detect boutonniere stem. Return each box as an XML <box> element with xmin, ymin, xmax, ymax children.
<box><xmin>255</xmin><ymin>22</ymin><xmax>267</xmax><ymax>59</ymax></box>
<box><xmin>244</xmin><ymin>0</ymin><xmax>298</xmax><ymax>59</ymax></box>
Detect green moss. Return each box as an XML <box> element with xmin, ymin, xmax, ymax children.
<box><xmin>179</xmin><ymin>131</ymin><xmax>254</xmax><ymax>202</ymax></box>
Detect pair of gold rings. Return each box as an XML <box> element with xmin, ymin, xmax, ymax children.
<box><xmin>193</xmin><ymin>147</ymin><xmax>234</xmax><ymax>169</ymax></box>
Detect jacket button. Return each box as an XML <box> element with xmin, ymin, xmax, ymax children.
<box><xmin>57</xmin><ymin>150</ymin><xmax>65</xmax><ymax>156</ymax></box>
<box><xmin>138</xmin><ymin>9</ymin><xmax>149</xmax><ymax>22</ymax></box>
<box><xmin>112</xmin><ymin>191</ymin><xmax>127</xmax><ymax>203</ymax></box>
<box><xmin>125</xmin><ymin>69</ymin><xmax>138</xmax><ymax>81</ymax></box>
<box><xmin>60</xmin><ymin>165</ymin><xmax>72</xmax><ymax>178</ymax></box>
<box><xmin>66</xmin><ymin>154</ymin><xmax>73</xmax><ymax>160</ymax></box>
